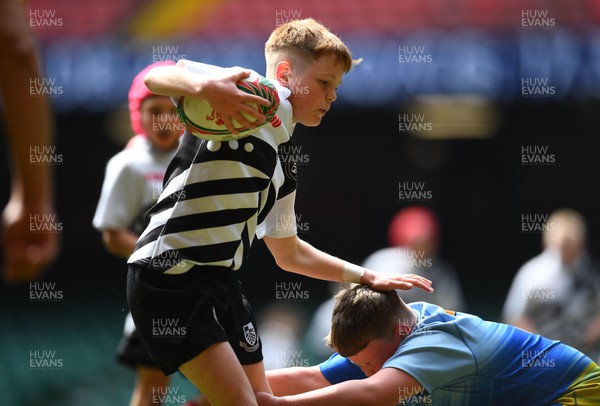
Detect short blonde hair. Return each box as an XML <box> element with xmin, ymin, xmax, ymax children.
<box><xmin>543</xmin><ymin>208</ymin><xmax>587</xmax><ymax>248</ymax></box>
<box><xmin>327</xmin><ymin>285</ymin><xmax>412</xmax><ymax>357</ymax></box>
<box><xmin>265</xmin><ymin>18</ymin><xmax>361</xmax><ymax>75</ymax></box>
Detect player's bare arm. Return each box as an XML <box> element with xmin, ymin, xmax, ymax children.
<box><xmin>267</xmin><ymin>366</ymin><xmax>331</xmax><ymax>396</ymax></box>
<box><xmin>101</xmin><ymin>229</ymin><xmax>138</xmax><ymax>259</ymax></box>
<box><xmin>256</xmin><ymin>367</ymin><xmax>422</xmax><ymax>406</ymax></box>
<box><xmin>0</xmin><ymin>0</ymin><xmax>59</xmax><ymax>284</ymax></box>
<box><xmin>144</xmin><ymin>61</ymin><xmax>270</xmax><ymax>134</ymax></box>
<box><xmin>263</xmin><ymin>235</ymin><xmax>433</xmax><ymax>292</ymax></box>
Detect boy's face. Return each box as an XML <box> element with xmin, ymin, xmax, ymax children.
<box><xmin>348</xmin><ymin>337</ymin><xmax>399</xmax><ymax>377</ymax></box>
<box><xmin>280</xmin><ymin>53</ymin><xmax>345</xmax><ymax>126</ymax></box>
<box><xmin>140</xmin><ymin>96</ymin><xmax>181</xmax><ymax>151</ymax></box>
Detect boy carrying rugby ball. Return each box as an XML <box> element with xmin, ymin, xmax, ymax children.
<box><xmin>127</xmin><ymin>18</ymin><xmax>433</xmax><ymax>406</ymax></box>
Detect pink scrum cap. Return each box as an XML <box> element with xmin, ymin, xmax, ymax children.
<box><xmin>388</xmin><ymin>206</ymin><xmax>439</xmax><ymax>247</ymax></box>
<box><xmin>128</xmin><ymin>60</ymin><xmax>176</xmax><ymax>137</ymax></box>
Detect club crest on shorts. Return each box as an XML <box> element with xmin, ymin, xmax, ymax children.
<box><xmin>240</xmin><ymin>322</ymin><xmax>259</xmax><ymax>352</ymax></box>
<box><xmin>243</xmin><ymin>322</ymin><xmax>257</xmax><ymax>345</ymax></box>
<box><xmin>284</xmin><ymin>161</ymin><xmax>297</xmax><ymax>182</ymax></box>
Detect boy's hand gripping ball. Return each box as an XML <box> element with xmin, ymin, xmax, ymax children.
<box><xmin>177</xmin><ymin>72</ymin><xmax>280</xmax><ymax>141</ymax></box>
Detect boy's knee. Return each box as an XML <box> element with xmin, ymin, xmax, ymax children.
<box><xmin>136</xmin><ymin>366</ymin><xmax>169</xmax><ymax>387</ymax></box>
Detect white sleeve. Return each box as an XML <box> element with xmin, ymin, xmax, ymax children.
<box><xmin>92</xmin><ymin>156</ymin><xmax>144</xmax><ymax>231</ymax></box>
<box><xmin>255</xmin><ymin>191</ymin><xmax>297</xmax><ymax>239</ymax></box>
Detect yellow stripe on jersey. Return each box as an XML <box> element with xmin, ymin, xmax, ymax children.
<box><xmin>444</xmin><ymin>309</ymin><xmax>456</xmax><ymax>316</ymax></box>
<box><xmin>552</xmin><ymin>362</ymin><xmax>600</xmax><ymax>405</ymax></box>
<box><xmin>130</xmin><ymin>0</ymin><xmax>224</xmax><ymax>38</ymax></box>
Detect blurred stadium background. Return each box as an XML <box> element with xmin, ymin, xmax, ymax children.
<box><xmin>1</xmin><ymin>0</ymin><xmax>600</xmax><ymax>404</ymax></box>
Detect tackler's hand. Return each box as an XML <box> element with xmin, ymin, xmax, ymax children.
<box><xmin>362</xmin><ymin>271</ymin><xmax>434</xmax><ymax>293</ymax></box>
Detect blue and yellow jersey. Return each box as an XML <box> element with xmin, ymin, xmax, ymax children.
<box><xmin>320</xmin><ymin>302</ymin><xmax>600</xmax><ymax>405</ymax></box>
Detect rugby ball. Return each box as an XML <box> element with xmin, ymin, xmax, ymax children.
<box><xmin>177</xmin><ymin>72</ymin><xmax>280</xmax><ymax>141</ymax></box>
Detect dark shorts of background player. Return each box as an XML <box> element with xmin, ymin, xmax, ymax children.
<box><xmin>127</xmin><ymin>263</ymin><xmax>263</xmax><ymax>375</ymax></box>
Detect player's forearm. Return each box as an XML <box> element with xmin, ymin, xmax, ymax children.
<box><xmin>144</xmin><ymin>61</ymin><xmax>223</xmax><ymax>99</ymax></box>
<box><xmin>0</xmin><ymin>3</ymin><xmax>54</xmax><ymax>206</ymax></box>
<box><xmin>144</xmin><ymin>64</ymin><xmax>206</xmax><ymax>98</ymax></box>
<box><xmin>260</xmin><ymin>379</ymin><xmax>380</xmax><ymax>406</ymax></box>
<box><xmin>288</xmin><ymin>239</ymin><xmax>347</xmax><ymax>282</ymax></box>
<box><xmin>3</xmin><ymin>95</ymin><xmax>54</xmax><ymax>206</ymax></box>
<box><xmin>269</xmin><ymin>237</ymin><xmax>348</xmax><ymax>283</ymax></box>
<box><xmin>267</xmin><ymin>366</ymin><xmax>331</xmax><ymax>396</ymax></box>
<box><xmin>102</xmin><ymin>229</ymin><xmax>138</xmax><ymax>259</ymax></box>
<box><xmin>264</xmin><ymin>236</ymin><xmax>434</xmax><ymax>292</ymax></box>
<box><xmin>264</xmin><ymin>236</ymin><xmax>371</xmax><ymax>285</ymax></box>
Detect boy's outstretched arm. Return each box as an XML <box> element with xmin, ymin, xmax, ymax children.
<box><xmin>267</xmin><ymin>366</ymin><xmax>331</xmax><ymax>396</ymax></box>
<box><xmin>194</xmin><ymin>366</ymin><xmax>329</xmax><ymax>406</ymax></box>
<box><xmin>144</xmin><ymin>60</ymin><xmax>271</xmax><ymax>134</ymax></box>
<box><xmin>263</xmin><ymin>236</ymin><xmax>433</xmax><ymax>292</ymax></box>
<box><xmin>256</xmin><ymin>367</ymin><xmax>422</xmax><ymax>406</ymax></box>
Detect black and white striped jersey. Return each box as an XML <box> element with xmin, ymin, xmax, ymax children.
<box><xmin>128</xmin><ymin>81</ymin><xmax>297</xmax><ymax>274</ymax></box>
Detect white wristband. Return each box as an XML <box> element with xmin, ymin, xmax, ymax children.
<box><xmin>342</xmin><ymin>262</ymin><xmax>365</xmax><ymax>284</ymax></box>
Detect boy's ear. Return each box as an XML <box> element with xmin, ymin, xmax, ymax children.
<box><xmin>275</xmin><ymin>61</ymin><xmax>293</xmax><ymax>86</ymax></box>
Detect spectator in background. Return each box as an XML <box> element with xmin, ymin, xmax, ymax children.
<box><xmin>303</xmin><ymin>283</ymin><xmax>341</xmax><ymax>361</ymax></box>
<box><xmin>93</xmin><ymin>61</ymin><xmax>183</xmax><ymax>406</ymax></box>
<box><xmin>304</xmin><ymin>206</ymin><xmax>464</xmax><ymax>360</ymax></box>
<box><xmin>1</xmin><ymin>0</ymin><xmax>59</xmax><ymax>284</ymax></box>
<box><xmin>363</xmin><ymin>206</ymin><xmax>465</xmax><ymax>310</ymax></box>
<box><xmin>259</xmin><ymin>303</ymin><xmax>306</xmax><ymax>372</ymax></box>
<box><xmin>502</xmin><ymin>208</ymin><xmax>600</xmax><ymax>361</ymax></box>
